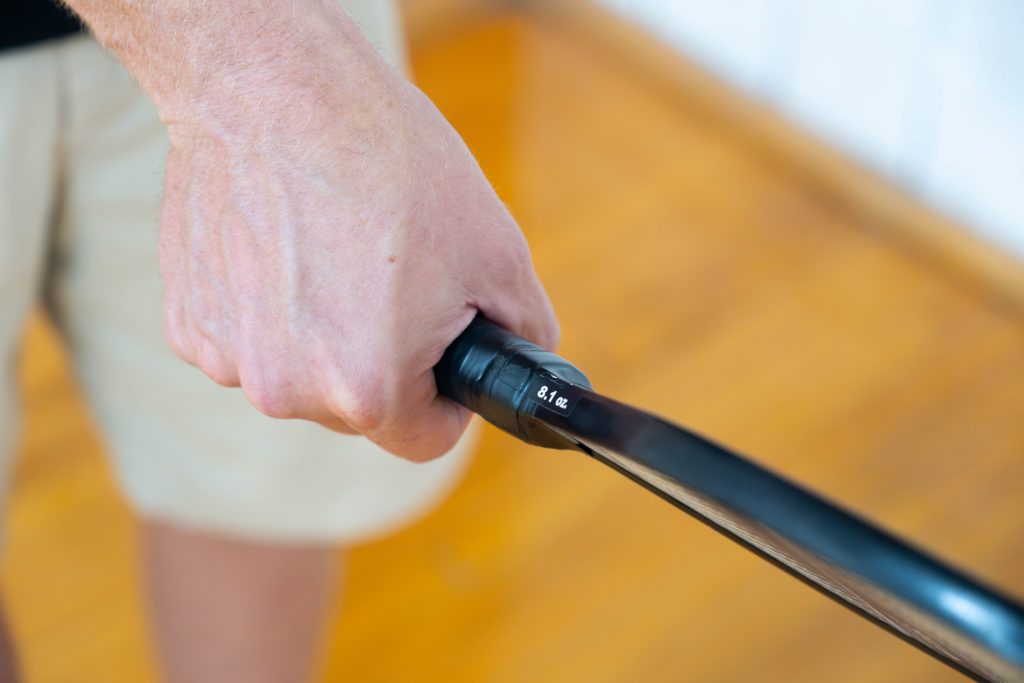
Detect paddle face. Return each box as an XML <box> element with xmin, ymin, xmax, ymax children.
<box><xmin>435</xmin><ymin>316</ymin><xmax>1024</xmax><ymax>682</ymax></box>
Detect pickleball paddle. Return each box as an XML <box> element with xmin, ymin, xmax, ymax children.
<box><xmin>435</xmin><ymin>316</ymin><xmax>1024</xmax><ymax>682</ymax></box>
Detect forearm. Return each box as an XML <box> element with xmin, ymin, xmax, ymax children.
<box><xmin>61</xmin><ymin>0</ymin><xmax>394</xmax><ymax>133</ymax></box>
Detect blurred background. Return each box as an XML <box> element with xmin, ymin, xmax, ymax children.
<box><xmin>4</xmin><ymin>0</ymin><xmax>1023</xmax><ymax>681</ymax></box>
<box><xmin>597</xmin><ymin>0</ymin><xmax>1024</xmax><ymax>257</ymax></box>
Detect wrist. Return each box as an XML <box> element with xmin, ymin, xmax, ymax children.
<box><xmin>74</xmin><ymin>0</ymin><xmax>393</xmax><ymax>139</ymax></box>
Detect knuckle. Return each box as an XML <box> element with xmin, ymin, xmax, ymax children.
<box><xmin>195</xmin><ymin>339</ymin><xmax>237</xmax><ymax>387</ymax></box>
<box><xmin>343</xmin><ymin>395</ymin><xmax>389</xmax><ymax>433</ymax></box>
<box><xmin>165</xmin><ymin>331</ymin><xmax>193</xmax><ymax>364</ymax></box>
<box><xmin>162</xmin><ymin>316</ymin><xmax>193</xmax><ymax>363</ymax></box>
<box><xmin>201</xmin><ymin>360</ymin><xmax>237</xmax><ymax>387</ymax></box>
<box><xmin>242</xmin><ymin>372</ymin><xmax>299</xmax><ymax>419</ymax></box>
<box><xmin>327</xmin><ymin>382</ymin><xmax>389</xmax><ymax>434</ymax></box>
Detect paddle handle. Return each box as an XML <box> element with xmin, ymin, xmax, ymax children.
<box><xmin>434</xmin><ymin>315</ymin><xmax>591</xmax><ymax>450</ymax></box>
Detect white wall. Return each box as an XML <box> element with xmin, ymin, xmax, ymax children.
<box><xmin>597</xmin><ymin>0</ymin><xmax>1024</xmax><ymax>258</ymax></box>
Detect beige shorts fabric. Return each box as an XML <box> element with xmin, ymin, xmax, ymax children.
<box><xmin>0</xmin><ymin>0</ymin><xmax>473</xmax><ymax>544</ymax></box>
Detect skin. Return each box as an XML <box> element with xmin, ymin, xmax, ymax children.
<box><xmin>67</xmin><ymin>0</ymin><xmax>560</xmax><ymax>462</ymax></box>
<box><xmin>1</xmin><ymin>2</ymin><xmax>559</xmax><ymax>681</ymax></box>
<box><xmin>0</xmin><ymin>599</ymin><xmax>16</xmax><ymax>683</ymax></box>
<box><xmin>142</xmin><ymin>521</ymin><xmax>339</xmax><ymax>683</ymax></box>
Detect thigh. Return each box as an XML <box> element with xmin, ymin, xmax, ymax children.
<box><xmin>51</xmin><ymin>35</ymin><xmax>473</xmax><ymax>545</ymax></box>
<box><xmin>0</xmin><ymin>41</ymin><xmax>62</xmax><ymax>494</ymax></box>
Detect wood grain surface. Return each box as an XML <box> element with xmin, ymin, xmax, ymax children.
<box><xmin>3</xmin><ymin>10</ymin><xmax>1022</xmax><ymax>683</ymax></box>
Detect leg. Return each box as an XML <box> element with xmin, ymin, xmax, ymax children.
<box><xmin>0</xmin><ymin>600</ymin><xmax>19</xmax><ymax>683</ymax></box>
<box><xmin>0</xmin><ymin>37</ymin><xmax>66</xmax><ymax>683</ymax></box>
<box><xmin>50</xmin><ymin>6</ymin><xmax>471</xmax><ymax>679</ymax></box>
<box><xmin>143</xmin><ymin>521</ymin><xmax>338</xmax><ymax>683</ymax></box>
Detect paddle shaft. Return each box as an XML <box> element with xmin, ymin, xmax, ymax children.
<box><xmin>434</xmin><ymin>316</ymin><xmax>1024</xmax><ymax>682</ymax></box>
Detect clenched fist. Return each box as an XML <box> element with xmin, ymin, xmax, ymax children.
<box><xmin>89</xmin><ymin>0</ymin><xmax>560</xmax><ymax>460</ymax></box>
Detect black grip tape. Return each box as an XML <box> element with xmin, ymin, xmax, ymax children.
<box><xmin>435</xmin><ymin>315</ymin><xmax>591</xmax><ymax>450</ymax></box>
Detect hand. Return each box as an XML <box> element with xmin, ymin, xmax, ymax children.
<box><xmin>154</xmin><ymin>6</ymin><xmax>559</xmax><ymax>461</ymax></box>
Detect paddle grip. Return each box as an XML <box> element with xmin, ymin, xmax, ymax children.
<box><xmin>435</xmin><ymin>316</ymin><xmax>591</xmax><ymax>450</ymax></box>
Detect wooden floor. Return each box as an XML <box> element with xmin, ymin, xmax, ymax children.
<box><xmin>4</xmin><ymin>10</ymin><xmax>1024</xmax><ymax>683</ymax></box>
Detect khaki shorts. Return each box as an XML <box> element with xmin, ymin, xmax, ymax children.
<box><xmin>0</xmin><ymin>1</ymin><xmax>473</xmax><ymax>544</ymax></box>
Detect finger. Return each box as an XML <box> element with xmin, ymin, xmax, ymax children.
<box><xmin>371</xmin><ymin>371</ymin><xmax>473</xmax><ymax>462</ymax></box>
<box><xmin>161</xmin><ymin>290</ymin><xmax>198</xmax><ymax>365</ymax></box>
<box><xmin>194</xmin><ymin>334</ymin><xmax>241</xmax><ymax>387</ymax></box>
<box><xmin>237</xmin><ymin>354</ymin><xmax>311</xmax><ymax>421</ymax></box>
<box><xmin>518</xmin><ymin>276</ymin><xmax>561</xmax><ymax>351</ymax></box>
<box><xmin>475</xmin><ymin>272</ymin><xmax>560</xmax><ymax>352</ymax></box>
<box><xmin>319</xmin><ymin>414</ymin><xmax>358</xmax><ymax>435</ymax></box>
